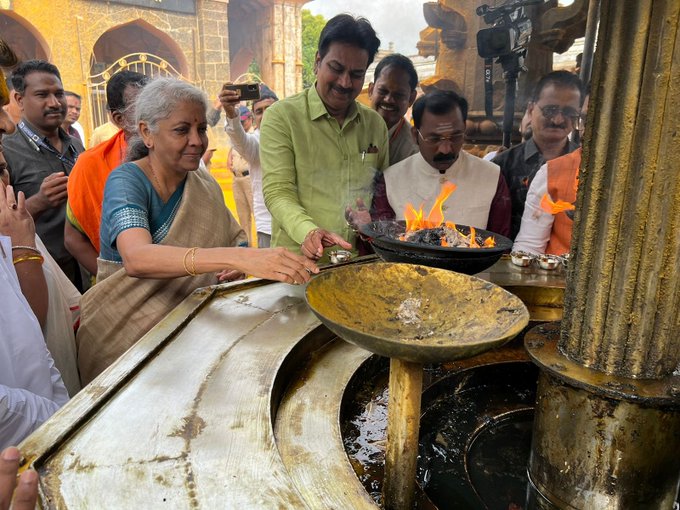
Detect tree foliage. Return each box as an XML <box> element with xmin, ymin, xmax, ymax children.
<box><xmin>247</xmin><ymin>58</ymin><xmax>261</xmax><ymax>80</ymax></box>
<box><xmin>301</xmin><ymin>9</ymin><xmax>326</xmax><ymax>89</ymax></box>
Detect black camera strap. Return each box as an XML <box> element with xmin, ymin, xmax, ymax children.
<box><xmin>484</xmin><ymin>58</ymin><xmax>494</xmax><ymax>118</ymax></box>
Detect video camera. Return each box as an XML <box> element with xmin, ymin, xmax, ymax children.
<box><xmin>476</xmin><ymin>0</ymin><xmax>540</xmax><ymax>59</ymax></box>
<box><xmin>475</xmin><ymin>0</ymin><xmax>541</xmax><ymax>147</ymax></box>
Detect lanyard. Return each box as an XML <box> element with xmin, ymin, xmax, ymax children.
<box><xmin>18</xmin><ymin>121</ymin><xmax>78</xmax><ymax>169</ymax></box>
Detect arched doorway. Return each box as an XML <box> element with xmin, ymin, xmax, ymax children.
<box><xmin>87</xmin><ymin>20</ymin><xmax>189</xmax><ymax>129</ymax></box>
<box><xmin>227</xmin><ymin>1</ymin><xmax>261</xmax><ymax>81</ymax></box>
<box><xmin>0</xmin><ymin>11</ymin><xmax>50</xmax><ymax>61</ymax></box>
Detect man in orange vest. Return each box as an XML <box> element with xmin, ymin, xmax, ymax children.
<box><xmin>492</xmin><ymin>71</ymin><xmax>583</xmax><ymax>240</ymax></box>
<box><xmin>64</xmin><ymin>71</ymin><xmax>148</xmax><ymax>277</ymax></box>
<box><xmin>512</xmin><ymin>85</ymin><xmax>590</xmax><ymax>255</ymax></box>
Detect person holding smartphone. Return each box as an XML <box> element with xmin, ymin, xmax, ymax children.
<box><xmin>220</xmin><ymin>83</ymin><xmax>278</xmax><ymax>248</ymax></box>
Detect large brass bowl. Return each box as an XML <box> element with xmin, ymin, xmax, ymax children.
<box><xmin>305</xmin><ymin>262</ymin><xmax>529</xmax><ymax>363</ymax></box>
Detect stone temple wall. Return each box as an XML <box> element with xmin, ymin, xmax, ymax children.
<box><xmin>0</xmin><ymin>0</ymin><xmax>304</xmax><ymax>138</ymax></box>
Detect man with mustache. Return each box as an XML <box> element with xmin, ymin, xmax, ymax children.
<box><xmin>2</xmin><ymin>60</ymin><xmax>84</xmax><ymax>289</ymax></box>
<box><xmin>60</xmin><ymin>91</ymin><xmax>84</xmax><ymax>144</ymax></box>
<box><xmin>492</xmin><ymin>70</ymin><xmax>583</xmax><ymax>240</ymax></box>
<box><xmin>379</xmin><ymin>90</ymin><xmax>510</xmax><ymax>236</ymax></box>
<box><xmin>261</xmin><ymin>14</ymin><xmax>387</xmax><ymax>259</ymax></box>
<box><xmin>513</xmin><ymin>84</ymin><xmax>591</xmax><ymax>255</ymax></box>
<box><xmin>368</xmin><ymin>53</ymin><xmax>419</xmax><ymax>165</ymax></box>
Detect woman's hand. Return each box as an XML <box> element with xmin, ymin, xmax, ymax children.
<box><xmin>0</xmin><ymin>185</ymin><xmax>35</xmax><ymax>246</ymax></box>
<box><xmin>216</xmin><ymin>269</ymin><xmax>245</xmax><ymax>282</ymax></box>
<box><xmin>219</xmin><ymin>83</ymin><xmax>241</xmax><ymax>119</ymax></box>
<box><xmin>301</xmin><ymin>228</ymin><xmax>352</xmax><ymax>261</ymax></box>
<box><xmin>236</xmin><ymin>247</ymin><xmax>319</xmax><ymax>285</ymax></box>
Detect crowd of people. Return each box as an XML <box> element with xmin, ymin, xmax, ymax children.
<box><xmin>0</xmin><ymin>11</ymin><xmax>588</xmax><ymax>502</ymax></box>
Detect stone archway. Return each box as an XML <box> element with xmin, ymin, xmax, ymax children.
<box><xmin>87</xmin><ymin>19</ymin><xmax>190</xmax><ymax>129</ymax></box>
<box><xmin>90</xmin><ymin>19</ymin><xmax>189</xmax><ymax>78</ymax></box>
<box><xmin>0</xmin><ymin>10</ymin><xmax>50</xmax><ymax>61</ymax></box>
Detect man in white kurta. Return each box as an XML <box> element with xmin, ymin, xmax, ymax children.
<box><xmin>378</xmin><ymin>90</ymin><xmax>511</xmax><ymax>237</ymax></box>
<box><xmin>385</xmin><ymin>150</ymin><xmax>509</xmax><ymax>235</ymax></box>
<box><xmin>0</xmin><ymin>235</ymin><xmax>69</xmax><ymax>448</ymax></box>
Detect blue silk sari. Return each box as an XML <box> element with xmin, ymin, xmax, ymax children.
<box><xmin>78</xmin><ymin>163</ymin><xmax>247</xmax><ymax>384</ymax></box>
<box><xmin>99</xmin><ymin>162</ymin><xmax>186</xmax><ymax>262</ymax></box>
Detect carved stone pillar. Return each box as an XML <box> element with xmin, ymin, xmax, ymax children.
<box><xmin>525</xmin><ymin>0</ymin><xmax>680</xmax><ymax>507</ymax></box>
<box><xmin>196</xmin><ymin>0</ymin><xmax>230</xmax><ymax>99</ymax></box>
<box><xmin>265</xmin><ymin>0</ymin><xmax>305</xmax><ymax>97</ymax></box>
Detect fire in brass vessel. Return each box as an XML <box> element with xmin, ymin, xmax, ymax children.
<box><xmin>359</xmin><ymin>221</ymin><xmax>512</xmax><ymax>275</ymax></box>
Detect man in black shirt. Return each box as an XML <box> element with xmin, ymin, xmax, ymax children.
<box><xmin>3</xmin><ymin>60</ymin><xmax>84</xmax><ymax>288</ymax></box>
<box><xmin>493</xmin><ymin>71</ymin><xmax>582</xmax><ymax>240</ymax></box>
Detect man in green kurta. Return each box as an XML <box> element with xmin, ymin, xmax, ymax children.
<box><xmin>260</xmin><ymin>14</ymin><xmax>388</xmax><ymax>259</ymax></box>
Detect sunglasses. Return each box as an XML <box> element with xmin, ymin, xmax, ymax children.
<box><xmin>538</xmin><ymin>105</ymin><xmax>581</xmax><ymax>123</ymax></box>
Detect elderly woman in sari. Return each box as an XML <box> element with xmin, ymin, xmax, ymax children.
<box><xmin>77</xmin><ymin>78</ymin><xmax>319</xmax><ymax>384</ymax></box>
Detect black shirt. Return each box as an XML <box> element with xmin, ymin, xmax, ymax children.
<box><xmin>492</xmin><ymin>137</ymin><xmax>579</xmax><ymax>240</ymax></box>
<box><xmin>3</xmin><ymin>120</ymin><xmax>84</xmax><ymax>266</ymax></box>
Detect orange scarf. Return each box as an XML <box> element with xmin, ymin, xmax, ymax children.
<box><xmin>67</xmin><ymin>130</ymin><xmax>127</xmax><ymax>252</ymax></box>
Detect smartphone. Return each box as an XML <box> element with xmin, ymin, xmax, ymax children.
<box><xmin>223</xmin><ymin>83</ymin><xmax>260</xmax><ymax>101</ymax></box>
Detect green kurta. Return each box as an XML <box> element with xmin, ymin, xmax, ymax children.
<box><xmin>260</xmin><ymin>84</ymin><xmax>388</xmax><ymax>253</ymax></box>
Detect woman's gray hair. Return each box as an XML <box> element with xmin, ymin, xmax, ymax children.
<box><xmin>126</xmin><ymin>77</ymin><xmax>208</xmax><ymax>161</ymax></box>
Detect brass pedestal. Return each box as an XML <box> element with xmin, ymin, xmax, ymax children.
<box><xmin>526</xmin><ymin>323</ymin><xmax>680</xmax><ymax>508</ymax></box>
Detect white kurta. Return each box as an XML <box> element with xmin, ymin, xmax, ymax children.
<box><xmin>384</xmin><ymin>150</ymin><xmax>500</xmax><ymax>229</ymax></box>
<box><xmin>38</xmin><ymin>235</ymin><xmax>81</xmax><ymax>396</ymax></box>
<box><xmin>0</xmin><ymin>236</ymin><xmax>69</xmax><ymax>448</ymax></box>
<box><xmin>225</xmin><ymin>116</ymin><xmax>272</xmax><ymax>235</ymax></box>
<box><xmin>512</xmin><ymin>163</ymin><xmax>554</xmax><ymax>254</ymax></box>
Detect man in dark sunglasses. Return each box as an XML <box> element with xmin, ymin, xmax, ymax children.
<box><xmin>513</xmin><ymin>84</ymin><xmax>591</xmax><ymax>256</ymax></box>
<box><xmin>493</xmin><ymin>70</ymin><xmax>583</xmax><ymax>240</ymax></box>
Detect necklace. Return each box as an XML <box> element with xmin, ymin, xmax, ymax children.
<box><xmin>147</xmin><ymin>161</ymin><xmax>166</xmax><ymax>199</ymax></box>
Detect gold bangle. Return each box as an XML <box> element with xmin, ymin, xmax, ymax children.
<box><xmin>183</xmin><ymin>247</ymin><xmax>198</xmax><ymax>277</ymax></box>
<box><xmin>13</xmin><ymin>254</ymin><xmax>44</xmax><ymax>265</ymax></box>
<box><xmin>12</xmin><ymin>245</ymin><xmax>41</xmax><ymax>255</ymax></box>
<box><xmin>191</xmin><ymin>247</ymin><xmax>198</xmax><ymax>276</ymax></box>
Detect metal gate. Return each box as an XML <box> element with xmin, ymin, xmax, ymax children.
<box><xmin>87</xmin><ymin>52</ymin><xmax>188</xmax><ymax>130</ymax></box>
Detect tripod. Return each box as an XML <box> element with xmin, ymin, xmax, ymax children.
<box><xmin>499</xmin><ymin>52</ymin><xmax>522</xmax><ymax>148</ymax></box>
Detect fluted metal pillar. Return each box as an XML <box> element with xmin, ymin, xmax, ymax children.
<box><xmin>563</xmin><ymin>0</ymin><xmax>680</xmax><ymax>379</ymax></box>
<box><xmin>525</xmin><ymin>1</ymin><xmax>680</xmax><ymax>507</ymax></box>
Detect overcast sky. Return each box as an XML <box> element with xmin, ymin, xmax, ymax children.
<box><xmin>304</xmin><ymin>0</ymin><xmax>428</xmax><ymax>56</ymax></box>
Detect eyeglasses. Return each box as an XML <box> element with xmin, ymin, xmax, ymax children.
<box><xmin>538</xmin><ymin>105</ymin><xmax>581</xmax><ymax>123</ymax></box>
<box><xmin>417</xmin><ymin>130</ymin><xmax>465</xmax><ymax>145</ymax></box>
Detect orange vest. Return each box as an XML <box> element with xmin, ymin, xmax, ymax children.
<box><xmin>546</xmin><ymin>147</ymin><xmax>581</xmax><ymax>255</ymax></box>
<box><xmin>67</xmin><ymin>129</ymin><xmax>127</xmax><ymax>252</ymax></box>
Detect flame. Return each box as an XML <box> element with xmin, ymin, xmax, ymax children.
<box><xmin>401</xmin><ymin>182</ymin><xmax>496</xmax><ymax>248</ymax></box>
<box><xmin>425</xmin><ymin>181</ymin><xmax>457</xmax><ymax>228</ymax></box>
<box><xmin>541</xmin><ymin>194</ymin><xmax>575</xmax><ymax>215</ymax></box>
<box><xmin>404</xmin><ymin>182</ymin><xmax>457</xmax><ymax>232</ymax></box>
<box><xmin>468</xmin><ymin>227</ymin><xmax>480</xmax><ymax>248</ymax></box>
<box><xmin>404</xmin><ymin>203</ymin><xmax>426</xmax><ymax>231</ymax></box>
